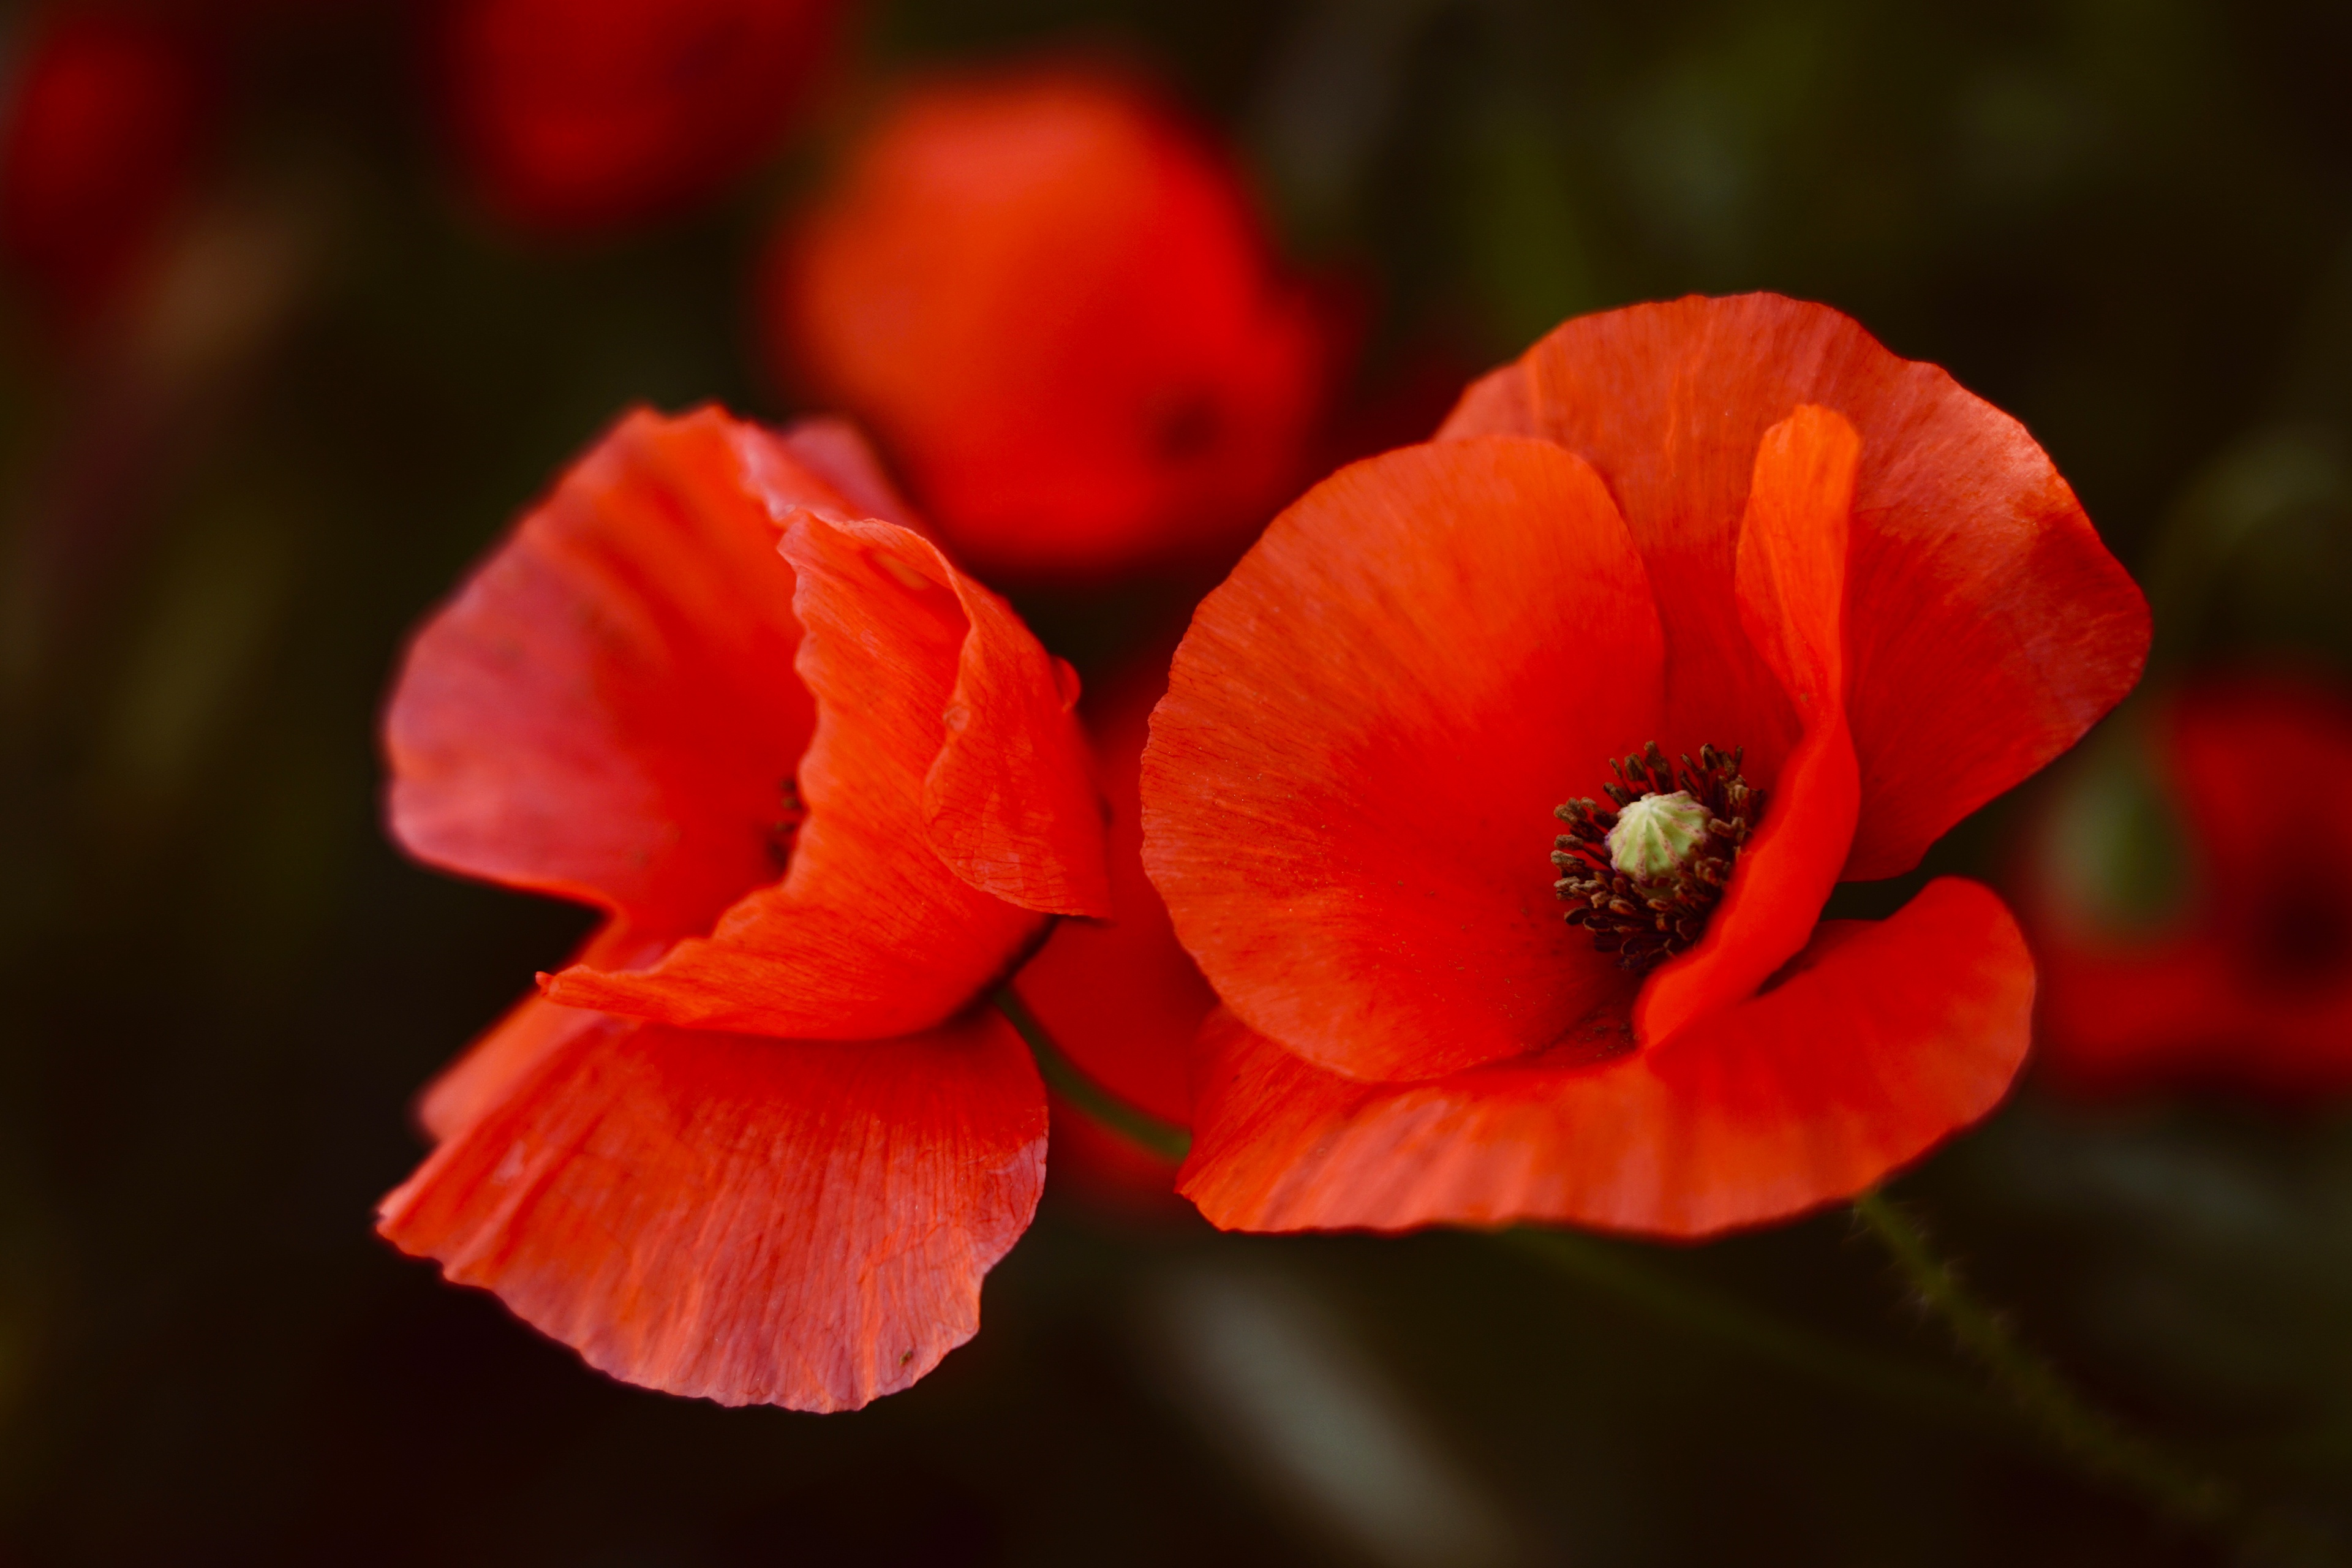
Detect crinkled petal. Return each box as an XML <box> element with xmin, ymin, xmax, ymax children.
<box><xmin>384</xmin><ymin>405</ymin><xmax>839</xmax><ymax>941</ymax></box>
<box><xmin>1143</xmin><ymin>437</ymin><xmax>1661</xmax><ymax>1082</ymax></box>
<box><xmin>1180</xmin><ymin>878</ymin><xmax>2032</xmax><ymax>1237</ymax></box>
<box><xmin>1637</xmin><ymin>406</ymin><xmax>1861</xmax><ymax>1045</ymax></box>
<box><xmin>551</xmin><ymin>513</ymin><xmax>1105</xmax><ymax>1038</ymax></box>
<box><xmin>378</xmin><ymin>1007</ymin><xmax>1046</xmax><ymax>1411</ymax></box>
<box><xmin>1442</xmin><ymin>293</ymin><xmax>2148</xmax><ymax>880</ymax></box>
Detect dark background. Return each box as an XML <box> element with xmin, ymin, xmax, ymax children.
<box><xmin>4</xmin><ymin>0</ymin><xmax>2352</xmax><ymax>1562</ymax></box>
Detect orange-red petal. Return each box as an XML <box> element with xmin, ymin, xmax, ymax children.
<box><xmin>550</xmin><ymin>513</ymin><xmax>1107</xmax><ymax>1038</ymax></box>
<box><xmin>378</xmin><ymin>1007</ymin><xmax>1046</xmax><ymax>1411</ymax></box>
<box><xmin>1637</xmin><ymin>406</ymin><xmax>1861</xmax><ymax>1045</ymax></box>
<box><xmin>1142</xmin><ymin>437</ymin><xmax>1660</xmax><ymax>1083</ymax></box>
<box><xmin>384</xmin><ymin>406</ymin><xmax>841</xmax><ymax>944</ymax></box>
<box><xmin>1179</xmin><ymin>877</ymin><xmax>2033</xmax><ymax>1237</ymax></box>
<box><xmin>1442</xmin><ymin>293</ymin><xmax>2149</xmax><ymax>880</ymax></box>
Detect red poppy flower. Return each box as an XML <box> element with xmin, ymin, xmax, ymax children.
<box><xmin>375</xmin><ymin>405</ymin><xmax>1110</xmax><ymax>1409</ymax></box>
<box><xmin>1144</xmin><ymin>293</ymin><xmax>2150</xmax><ymax>1237</ymax></box>
<box><xmin>438</xmin><ymin>0</ymin><xmax>840</xmax><ymax>233</ymax></box>
<box><xmin>2018</xmin><ymin>673</ymin><xmax>2352</xmax><ymax>1098</ymax></box>
<box><xmin>1012</xmin><ymin>641</ymin><xmax>1211</xmax><ymax>1201</ymax></box>
<box><xmin>766</xmin><ymin>64</ymin><xmax>1341</xmax><ymax>582</ymax></box>
<box><xmin>0</xmin><ymin>4</ymin><xmax>218</xmax><ymax>324</ymax></box>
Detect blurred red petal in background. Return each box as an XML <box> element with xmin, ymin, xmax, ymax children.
<box><xmin>379</xmin><ymin>405</ymin><xmax>1107</xmax><ymax>1409</ymax></box>
<box><xmin>439</xmin><ymin>0</ymin><xmax>841</xmax><ymax>233</ymax></box>
<box><xmin>0</xmin><ymin>3</ymin><xmax>219</xmax><ymax>327</ymax></box>
<box><xmin>2019</xmin><ymin>673</ymin><xmax>2352</xmax><ymax>1099</ymax></box>
<box><xmin>767</xmin><ymin>63</ymin><xmax>1347</xmax><ymax>583</ymax></box>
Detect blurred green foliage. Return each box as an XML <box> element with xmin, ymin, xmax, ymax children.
<box><xmin>4</xmin><ymin>0</ymin><xmax>2352</xmax><ymax>1562</ymax></box>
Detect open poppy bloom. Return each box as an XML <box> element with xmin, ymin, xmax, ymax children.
<box><xmin>0</xmin><ymin>3</ymin><xmax>217</xmax><ymax>326</ymax></box>
<box><xmin>2018</xmin><ymin>673</ymin><xmax>2352</xmax><ymax>1098</ymax></box>
<box><xmin>767</xmin><ymin>64</ymin><xmax>1341</xmax><ymax>582</ymax></box>
<box><xmin>1144</xmin><ymin>293</ymin><xmax>2150</xmax><ymax>1237</ymax></box>
<box><xmin>438</xmin><ymin>0</ymin><xmax>839</xmax><ymax>233</ymax></box>
<box><xmin>375</xmin><ymin>405</ymin><xmax>1109</xmax><ymax>1409</ymax></box>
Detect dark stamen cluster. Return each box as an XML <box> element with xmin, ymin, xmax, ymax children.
<box><xmin>767</xmin><ymin>778</ymin><xmax>809</xmax><ymax>870</ymax></box>
<box><xmin>1551</xmin><ymin>742</ymin><xmax>1762</xmax><ymax>973</ymax></box>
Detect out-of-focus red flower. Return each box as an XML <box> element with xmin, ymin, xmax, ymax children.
<box><xmin>0</xmin><ymin>4</ymin><xmax>219</xmax><ymax>325</ymax></box>
<box><xmin>1014</xmin><ymin>642</ymin><xmax>1212</xmax><ymax>1205</ymax></box>
<box><xmin>1144</xmin><ymin>293</ymin><xmax>2150</xmax><ymax>1238</ymax></box>
<box><xmin>439</xmin><ymin>0</ymin><xmax>840</xmax><ymax>233</ymax></box>
<box><xmin>375</xmin><ymin>407</ymin><xmax>1109</xmax><ymax>1410</ymax></box>
<box><xmin>767</xmin><ymin>65</ymin><xmax>1343</xmax><ymax>582</ymax></box>
<box><xmin>2019</xmin><ymin>673</ymin><xmax>2352</xmax><ymax>1098</ymax></box>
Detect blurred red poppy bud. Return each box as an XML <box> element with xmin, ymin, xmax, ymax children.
<box><xmin>766</xmin><ymin>64</ymin><xmax>1344</xmax><ymax>583</ymax></box>
<box><xmin>0</xmin><ymin>3</ymin><xmax>219</xmax><ymax>326</ymax></box>
<box><xmin>437</xmin><ymin>0</ymin><xmax>841</xmax><ymax>233</ymax></box>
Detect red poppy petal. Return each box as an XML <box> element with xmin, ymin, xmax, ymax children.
<box><xmin>1637</xmin><ymin>407</ymin><xmax>1862</xmax><ymax>1046</ymax></box>
<box><xmin>1442</xmin><ymin>293</ymin><xmax>2148</xmax><ymax>880</ymax></box>
<box><xmin>549</xmin><ymin>513</ymin><xmax>1101</xmax><ymax>1038</ymax></box>
<box><xmin>924</xmin><ymin>545</ymin><xmax>1114</xmax><ymax>919</ymax></box>
<box><xmin>1144</xmin><ymin>437</ymin><xmax>1662</xmax><ymax>1083</ymax></box>
<box><xmin>1180</xmin><ymin>876</ymin><xmax>2032</xmax><ymax>1237</ymax></box>
<box><xmin>378</xmin><ymin>1007</ymin><xmax>1046</xmax><ymax>1411</ymax></box>
<box><xmin>417</xmin><ymin>992</ymin><xmax>603</xmax><ymax>1143</ymax></box>
<box><xmin>384</xmin><ymin>406</ymin><xmax>839</xmax><ymax>942</ymax></box>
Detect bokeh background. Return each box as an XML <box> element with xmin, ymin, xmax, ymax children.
<box><xmin>4</xmin><ymin>0</ymin><xmax>2352</xmax><ymax>1562</ymax></box>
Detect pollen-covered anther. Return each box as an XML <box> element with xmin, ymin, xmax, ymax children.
<box><xmin>1550</xmin><ymin>742</ymin><xmax>1763</xmax><ymax>974</ymax></box>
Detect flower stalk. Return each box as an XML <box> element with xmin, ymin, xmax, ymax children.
<box><xmin>993</xmin><ymin>986</ymin><xmax>1192</xmax><ymax>1163</ymax></box>
<box><xmin>1851</xmin><ymin>1190</ymin><xmax>2246</xmax><ymax>1534</ymax></box>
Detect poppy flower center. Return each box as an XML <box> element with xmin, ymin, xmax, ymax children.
<box><xmin>1551</xmin><ymin>742</ymin><xmax>1762</xmax><ymax>973</ymax></box>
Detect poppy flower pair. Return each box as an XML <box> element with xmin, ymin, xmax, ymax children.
<box><xmin>382</xmin><ymin>293</ymin><xmax>2149</xmax><ymax>1409</ymax></box>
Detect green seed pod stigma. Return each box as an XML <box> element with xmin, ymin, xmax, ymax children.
<box><xmin>1551</xmin><ymin>743</ymin><xmax>1763</xmax><ymax>973</ymax></box>
<box><xmin>1606</xmin><ymin>790</ymin><xmax>1712</xmax><ymax>881</ymax></box>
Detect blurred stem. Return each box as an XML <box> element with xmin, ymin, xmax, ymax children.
<box><xmin>1506</xmin><ymin>1229</ymin><xmax>2007</xmax><ymax>1435</ymax></box>
<box><xmin>992</xmin><ymin>986</ymin><xmax>1191</xmax><ymax>1163</ymax></box>
<box><xmin>1851</xmin><ymin>1190</ymin><xmax>2243</xmax><ymax>1533</ymax></box>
